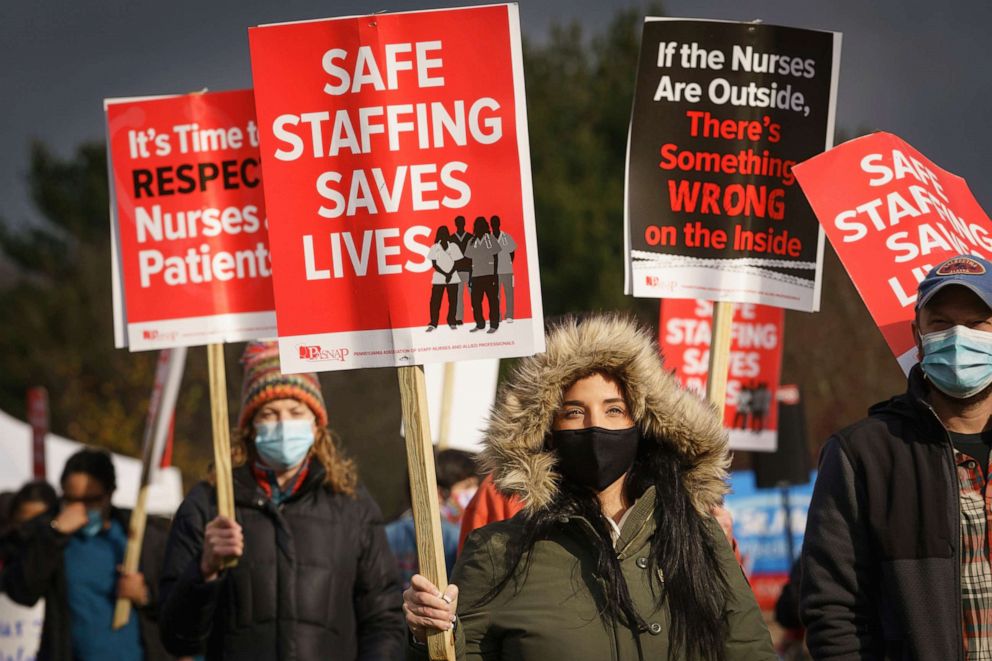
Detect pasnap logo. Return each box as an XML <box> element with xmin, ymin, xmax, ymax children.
<box><xmin>143</xmin><ymin>329</ymin><xmax>177</xmax><ymax>341</ymax></box>
<box><xmin>298</xmin><ymin>345</ymin><xmax>350</xmax><ymax>362</ymax></box>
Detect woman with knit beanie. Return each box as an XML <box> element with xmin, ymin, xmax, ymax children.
<box><xmin>158</xmin><ymin>341</ymin><xmax>405</xmax><ymax>660</ymax></box>
<box><xmin>403</xmin><ymin>314</ymin><xmax>774</xmax><ymax>660</ymax></box>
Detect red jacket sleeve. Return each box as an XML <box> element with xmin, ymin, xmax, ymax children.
<box><xmin>457</xmin><ymin>475</ymin><xmax>524</xmax><ymax>553</ymax></box>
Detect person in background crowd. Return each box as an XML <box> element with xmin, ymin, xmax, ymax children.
<box><xmin>457</xmin><ymin>473</ymin><xmax>523</xmax><ymax>553</ymax></box>
<box><xmin>405</xmin><ymin>314</ymin><xmax>774</xmax><ymax>659</ymax></box>
<box><xmin>0</xmin><ymin>491</ymin><xmax>15</xmax><ymax>535</ymax></box>
<box><xmin>435</xmin><ymin>449</ymin><xmax>480</xmax><ymax>526</ymax></box>
<box><xmin>9</xmin><ymin>481</ymin><xmax>58</xmax><ymax>527</ymax></box>
<box><xmin>3</xmin><ymin>449</ymin><xmax>172</xmax><ymax>661</ymax></box>
<box><xmin>0</xmin><ymin>480</ymin><xmax>58</xmax><ymax>568</ymax></box>
<box><xmin>711</xmin><ymin>501</ymin><xmax>745</xmax><ymax>567</ymax></box>
<box><xmin>802</xmin><ymin>254</ymin><xmax>992</xmax><ymax>659</ymax></box>
<box><xmin>490</xmin><ymin>216</ymin><xmax>517</xmax><ymax>323</ymax></box>
<box><xmin>159</xmin><ymin>341</ymin><xmax>404</xmax><ymax>661</ymax></box>
<box><xmin>386</xmin><ymin>449</ymin><xmax>480</xmax><ymax>588</ymax></box>
<box><xmin>451</xmin><ymin>215</ymin><xmax>473</xmax><ymax>326</ymax></box>
<box><xmin>775</xmin><ymin>559</ymin><xmax>810</xmax><ymax>661</ymax></box>
<box><xmin>464</xmin><ymin>216</ymin><xmax>502</xmax><ymax>334</ymax></box>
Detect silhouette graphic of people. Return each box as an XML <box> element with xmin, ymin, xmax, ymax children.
<box><xmin>733</xmin><ymin>383</ymin><xmax>752</xmax><ymax>430</ymax></box>
<box><xmin>426</xmin><ymin>225</ymin><xmax>463</xmax><ymax>332</ymax></box>
<box><xmin>451</xmin><ymin>216</ymin><xmax>473</xmax><ymax>326</ymax></box>
<box><xmin>751</xmin><ymin>382</ymin><xmax>770</xmax><ymax>432</ymax></box>
<box><xmin>490</xmin><ymin>215</ymin><xmax>517</xmax><ymax>323</ymax></box>
<box><xmin>465</xmin><ymin>216</ymin><xmax>501</xmax><ymax>333</ymax></box>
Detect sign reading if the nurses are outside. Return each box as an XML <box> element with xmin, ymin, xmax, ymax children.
<box><xmin>625</xmin><ymin>19</ymin><xmax>841</xmax><ymax>312</ymax></box>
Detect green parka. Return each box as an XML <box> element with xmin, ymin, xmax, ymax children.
<box><xmin>412</xmin><ymin>314</ymin><xmax>775</xmax><ymax>660</ymax></box>
<box><xmin>452</xmin><ymin>488</ymin><xmax>772</xmax><ymax>660</ymax></box>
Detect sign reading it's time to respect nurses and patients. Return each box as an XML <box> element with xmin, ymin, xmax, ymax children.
<box><xmin>247</xmin><ymin>4</ymin><xmax>544</xmax><ymax>373</ymax></box>
<box><xmin>105</xmin><ymin>89</ymin><xmax>276</xmax><ymax>351</ymax></box>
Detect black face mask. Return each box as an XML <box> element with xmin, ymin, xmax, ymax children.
<box><xmin>551</xmin><ymin>426</ymin><xmax>641</xmax><ymax>491</ymax></box>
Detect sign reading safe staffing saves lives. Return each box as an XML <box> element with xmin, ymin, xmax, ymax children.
<box><xmin>625</xmin><ymin>19</ymin><xmax>841</xmax><ymax>312</ymax></box>
<box><xmin>794</xmin><ymin>132</ymin><xmax>992</xmax><ymax>373</ymax></box>
<box><xmin>248</xmin><ymin>4</ymin><xmax>544</xmax><ymax>373</ymax></box>
<box><xmin>659</xmin><ymin>299</ymin><xmax>784</xmax><ymax>451</ymax></box>
<box><xmin>105</xmin><ymin>90</ymin><xmax>276</xmax><ymax>351</ymax></box>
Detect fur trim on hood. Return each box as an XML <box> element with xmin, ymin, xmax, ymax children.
<box><xmin>480</xmin><ymin>313</ymin><xmax>730</xmax><ymax>516</ymax></box>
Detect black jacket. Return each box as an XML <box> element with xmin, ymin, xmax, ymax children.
<box><xmin>800</xmin><ymin>366</ymin><xmax>963</xmax><ymax>660</ymax></box>
<box><xmin>1</xmin><ymin>507</ymin><xmax>173</xmax><ymax>661</ymax></box>
<box><xmin>158</xmin><ymin>463</ymin><xmax>404</xmax><ymax>660</ymax></box>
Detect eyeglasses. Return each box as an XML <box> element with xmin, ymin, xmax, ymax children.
<box><xmin>62</xmin><ymin>494</ymin><xmax>107</xmax><ymax>507</ymax></box>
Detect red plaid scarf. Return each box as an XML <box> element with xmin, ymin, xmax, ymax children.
<box><xmin>956</xmin><ymin>448</ymin><xmax>992</xmax><ymax>659</ymax></box>
<box><xmin>252</xmin><ymin>457</ymin><xmax>311</xmax><ymax>505</ymax></box>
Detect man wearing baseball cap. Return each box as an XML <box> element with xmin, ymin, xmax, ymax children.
<box><xmin>802</xmin><ymin>253</ymin><xmax>992</xmax><ymax>660</ymax></box>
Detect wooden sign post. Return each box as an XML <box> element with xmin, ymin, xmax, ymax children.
<box><xmin>208</xmin><ymin>344</ymin><xmax>237</xmax><ymax>559</ymax></box>
<box><xmin>437</xmin><ymin>363</ymin><xmax>456</xmax><ymax>450</ymax></box>
<box><xmin>114</xmin><ymin>347</ymin><xmax>186</xmax><ymax>629</ymax></box>
<box><xmin>398</xmin><ymin>365</ymin><xmax>457</xmax><ymax>661</ymax></box>
<box><xmin>113</xmin><ymin>484</ymin><xmax>150</xmax><ymax>628</ymax></box>
<box><xmin>706</xmin><ymin>301</ymin><xmax>735</xmax><ymax>410</ymax></box>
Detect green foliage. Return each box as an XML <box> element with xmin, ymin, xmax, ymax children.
<box><xmin>526</xmin><ymin>6</ymin><xmax>660</xmax><ymax>322</ymax></box>
<box><xmin>0</xmin><ymin>143</ymin><xmax>216</xmax><ymax>475</ymax></box>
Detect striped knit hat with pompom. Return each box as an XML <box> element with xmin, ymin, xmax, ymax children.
<box><xmin>238</xmin><ymin>341</ymin><xmax>328</xmax><ymax>429</ymax></box>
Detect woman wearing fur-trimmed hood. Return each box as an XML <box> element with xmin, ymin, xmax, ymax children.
<box><xmin>405</xmin><ymin>314</ymin><xmax>774</xmax><ymax>660</ymax></box>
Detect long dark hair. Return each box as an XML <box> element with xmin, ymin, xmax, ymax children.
<box><xmin>472</xmin><ymin>216</ymin><xmax>490</xmax><ymax>238</ymax></box>
<box><xmin>11</xmin><ymin>480</ymin><xmax>57</xmax><ymax>518</ymax></box>
<box><xmin>478</xmin><ymin>439</ymin><xmax>730</xmax><ymax>661</ymax></box>
<box><xmin>435</xmin><ymin>225</ymin><xmax>451</xmax><ymax>249</ymax></box>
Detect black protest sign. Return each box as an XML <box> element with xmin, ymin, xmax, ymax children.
<box><xmin>624</xmin><ymin>19</ymin><xmax>840</xmax><ymax>312</ymax></box>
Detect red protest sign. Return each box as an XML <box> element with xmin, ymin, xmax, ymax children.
<box><xmin>105</xmin><ymin>90</ymin><xmax>276</xmax><ymax>350</ymax></box>
<box><xmin>793</xmin><ymin>132</ymin><xmax>992</xmax><ymax>372</ymax></box>
<box><xmin>659</xmin><ymin>299</ymin><xmax>784</xmax><ymax>451</ymax></box>
<box><xmin>248</xmin><ymin>4</ymin><xmax>543</xmax><ymax>373</ymax></box>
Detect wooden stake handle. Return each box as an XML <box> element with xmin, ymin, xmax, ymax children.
<box><xmin>707</xmin><ymin>301</ymin><xmax>735</xmax><ymax>410</ymax></box>
<box><xmin>208</xmin><ymin>343</ymin><xmax>237</xmax><ymax>569</ymax></box>
<box><xmin>398</xmin><ymin>366</ymin><xmax>456</xmax><ymax>661</ymax></box>
<box><xmin>112</xmin><ymin>484</ymin><xmax>149</xmax><ymax>629</ymax></box>
<box><xmin>437</xmin><ymin>362</ymin><xmax>456</xmax><ymax>450</ymax></box>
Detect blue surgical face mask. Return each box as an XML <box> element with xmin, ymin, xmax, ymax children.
<box><xmin>921</xmin><ymin>325</ymin><xmax>992</xmax><ymax>399</ymax></box>
<box><xmin>254</xmin><ymin>419</ymin><xmax>315</xmax><ymax>470</ymax></box>
<box><xmin>79</xmin><ymin>508</ymin><xmax>104</xmax><ymax>538</ymax></box>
